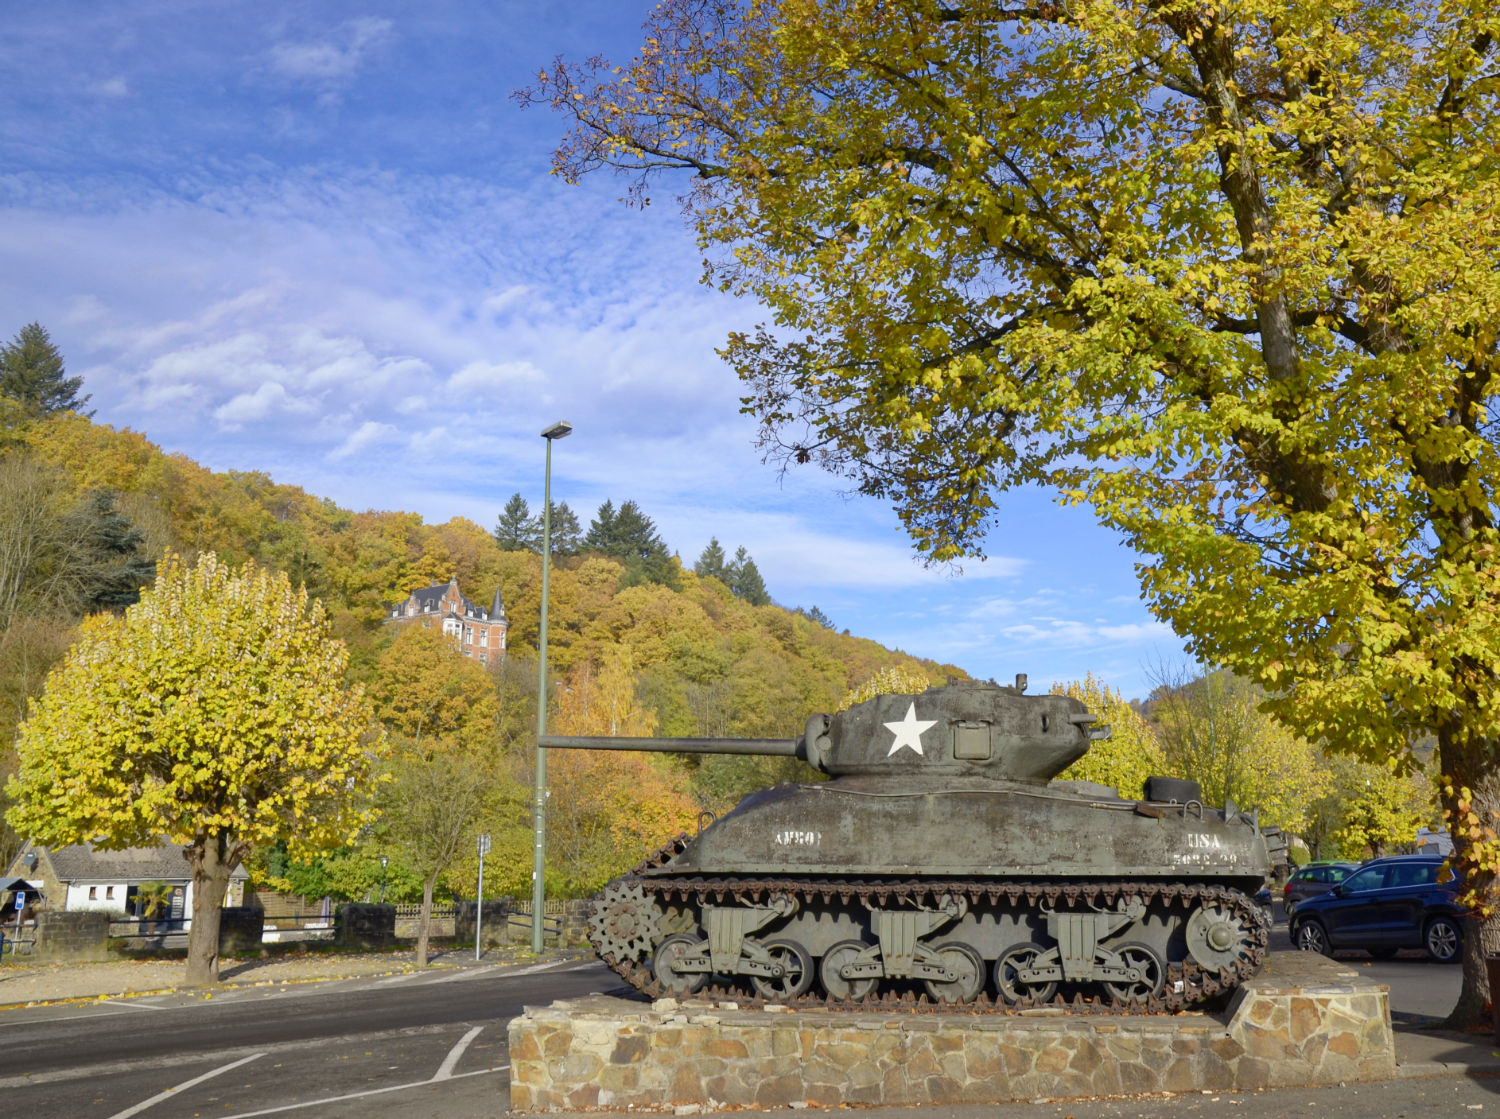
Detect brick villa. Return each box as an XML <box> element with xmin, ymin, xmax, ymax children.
<box><xmin>385</xmin><ymin>576</ymin><xmax>508</xmax><ymax>664</ymax></box>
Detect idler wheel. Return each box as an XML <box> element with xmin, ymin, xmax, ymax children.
<box><xmin>819</xmin><ymin>939</ymin><xmax>878</xmax><ymax>1000</ymax></box>
<box><xmin>751</xmin><ymin>939</ymin><xmax>814</xmax><ymax>1001</ymax></box>
<box><xmin>994</xmin><ymin>941</ymin><xmax>1058</xmax><ymax>1005</ymax></box>
<box><xmin>589</xmin><ymin>881</ymin><xmax>662</xmax><ymax>962</ymax></box>
<box><xmin>922</xmin><ymin>942</ymin><xmax>986</xmax><ymax>1005</ymax></box>
<box><xmin>653</xmin><ymin>933</ymin><xmax>708</xmax><ymax>996</ymax></box>
<box><xmin>1186</xmin><ymin>903</ymin><xmax>1255</xmax><ymax>971</ymax></box>
<box><xmin>1102</xmin><ymin>942</ymin><xmax>1165</xmax><ymax>1004</ymax></box>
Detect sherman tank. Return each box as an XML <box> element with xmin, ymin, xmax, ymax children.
<box><xmin>541</xmin><ymin>677</ymin><xmax>1283</xmax><ymax>1012</ymax></box>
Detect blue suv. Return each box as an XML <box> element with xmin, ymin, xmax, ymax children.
<box><xmin>1290</xmin><ymin>853</ymin><xmax>1465</xmax><ymax>962</ymax></box>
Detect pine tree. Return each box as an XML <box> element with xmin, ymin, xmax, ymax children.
<box><xmin>0</xmin><ymin>323</ymin><xmax>90</xmax><ymax>417</ymax></box>
<box><xmin>803</xmin><ymin>605</ymin><xmax>834</xmax><ymax>629</ymax></box>
<box><xmin>584</xmin><ymin>500</ymin><xmax>618</xmax><ymax>553</ymax></box>
<box><xmin>494</xmin><ymin>493</ymin><xmax>539</xmax><ymax>552</ymax></box>
<box><xmin>727</xmin><ymin>546</ymin><xmax>770</xmax><ymax>606</ymax></box>
<box><xmin>68</xmin><ymin>491</ymin><xmax>156</xmax><ymax>611</ymax></box>
<box><xmin>694</xmin><ymin>538</ymin><xmax>728</xmax><ymax>583</ymax></box>
<box><xmin>546</xmin><ymin>501</ymin><xmax>583</xmax><ymax>558</ymax></box>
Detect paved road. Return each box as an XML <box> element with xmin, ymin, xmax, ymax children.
<box><xmin>0</xmin><ymin>958</ymin><xmax>620</xmax><ymax>1118</ymax></box>
<box><xmin>0</xmin><ymin>910</ymin><xmax>1467</xmax><ymax>1119</ymax></box>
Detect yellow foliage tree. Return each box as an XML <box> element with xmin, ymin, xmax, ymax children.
<box><xmin>1151</xmin><ymin>671</ymin><xmax>1330</xmax><ymax>834</ymax></box>
<box><xmin>6</xmin><ymin>552</ymin><xmax>381</xmax><ymax>985</ymax></box>
<box><xmin>541</xmin><ymin>648</ymin><xmax>699</xmax><ymax>894</ymax></box>
<box><xmin>1053</xmin><ymin>675</ymin><xmax>1164</xmax><ymax>800</ymax></box>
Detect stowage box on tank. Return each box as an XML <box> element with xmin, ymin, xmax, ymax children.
<box><xmin>541</xmin><ymin>677</ymin><xmax>1279</xmax><ymax>1012</ymax></box>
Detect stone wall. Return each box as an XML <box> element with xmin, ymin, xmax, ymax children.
<box><xmin>33</xmin><ymin>911</ymin><xmax>111</xmax><ymax>962</ymax></box>
<box><xmin>336</xmin><ymin>903</ymin><xmax>395</xmax><ymax>948</ymax></box>
<box><xmin>508</xmin><ymin>952</ymin><xmax>1394</xmax><ymax>1112</ymax></box>
<box><xmin>217</xmin><ymin>907</ymin><xmax>264</xmax><ymax>955</ymax></box>
<box><xmin>493</xmin><ymin>899</ymin><xmax>590</xmax><ymax>949</ymax></box>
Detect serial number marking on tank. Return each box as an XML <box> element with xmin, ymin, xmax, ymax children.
<box><xmin>1166</xmin><ymin>851</ymin><xmax>1231</xmax><ymax>867</ymax></box>
<box><xmin>774</xmin><ymin>829</ymin><xmax>821</xmax><ymax>847</ymax></box>
<box><xmin>1187</xmin><ymin>833</ymin><xmax>1224</xmax><ymax>849</ymax></box>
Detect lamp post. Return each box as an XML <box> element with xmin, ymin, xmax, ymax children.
<box><xmin>378</xmin><ymin>855</ymin><xmax>389</xmax><ymax>904</ymax></box>
<box><xmin>532</xmin><ymin>419</ymin><xmax>572</xmax><ymax>953</ymax></box>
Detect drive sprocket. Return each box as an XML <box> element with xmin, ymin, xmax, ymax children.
<box><xmin>588</xmin><ymin>880</ymin><xmax>662</xmax><ymax>961</ymax></box>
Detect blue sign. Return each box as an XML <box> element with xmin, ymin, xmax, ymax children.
<box><xmin>13</xmin><ymin>894</ymin><xmax>22</xmax><ymax>910</ymax></box>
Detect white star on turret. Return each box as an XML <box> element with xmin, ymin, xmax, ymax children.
<box><xmin>884</xmin><ymin>702</ymin><xmax>937</xmax><ymax>756</ymax></box>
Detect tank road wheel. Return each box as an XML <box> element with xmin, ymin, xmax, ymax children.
<box><xmin>1102</xmin><ymin>942</ymin><xmax>1165</xmax><ymax>1005</ymax></box>
<box><xmin>922</xmin><ymin>942</ymin><xmax>986</xmax><ymax>1005</ymax></box>
<box><xmin>653</xmin><ymin>934</ymin><xmax>708</xmax><ymax>996</ymax></box>
<box><xmin>994</xmin><ymin>942</ymin><xmax>1058</xmax><ymax>1005</ymax></box>
<box><xmin>819</xmin><ymin>939</ymin><xmax>878</xmax><ymax>1000</ymax></box>
<box><xmin>751</xmin><ymin>939</ymin><xmax>814</xmax><ymax>1000</ymax></box>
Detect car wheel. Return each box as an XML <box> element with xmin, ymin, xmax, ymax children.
<box><xmin>1294</xmin><ymin>920</ymin><xmax>1332</xmax><ymax>957</ymax></box>
<box><xmin>1425</xmin><ymin>916</ymin><xmax>1462</xmax><ymax>963</ymax></box>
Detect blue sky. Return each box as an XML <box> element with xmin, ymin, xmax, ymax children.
<box><xmin>0</xmin><ymin>2</ymin><xmax>1184</xmax><ymax>700</ymax></box>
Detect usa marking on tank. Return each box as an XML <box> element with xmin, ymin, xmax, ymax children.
<box><xmin>1186</xmin><ymin>833</ymin><xmax>1223</xmax><ymax>849</ymax></box>
<box><xmin>775</xmin><ymin>829</ymin><xmax>821</xmax><ymax>847</ymax></box>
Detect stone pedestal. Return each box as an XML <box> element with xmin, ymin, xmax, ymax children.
<box><xmin>508</xmin><ymin>952</ymin><xmax>1393</xmax><ymax>1112</ymax></box>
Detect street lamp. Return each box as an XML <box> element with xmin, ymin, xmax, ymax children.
<box><xmin>378</xmin><ymin>855</ymin><xmax>389</xmax><ymax>904</ymax></box>
<box><xmin>532</xmin><ymin>419</ymin><xmax>572</xmax><ymax>952</ymax></box>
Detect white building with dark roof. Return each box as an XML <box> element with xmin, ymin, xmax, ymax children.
<box><xmin>8</xmin><ymin>839</ymin><xmax>248</xmax><ymax>921</ymax></box>
<box><xmin>384</xmin><ymin>575</ymin><xmax>508</xmax><ymax>664</ymax></box>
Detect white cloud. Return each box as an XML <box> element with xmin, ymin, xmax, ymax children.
<box><xmin>90</xmin><ymin>77</ymin><xmax>130</xmax><ymax>98</ymax></box>
<box><xmin>213</xmin><ymin>381</ymin><xmax>317</xmax><ymax>427</ymax></box>
<box><xmin>446</xmin><ymin>359</ymin><xmax>545</xmax><ymax>395</ymax></box>
<box><xmin>328</xmin><ymin>420</ymin><xmax>398</xmax><ymax>461</ymax></box>
<box><xmin>268</xmin><ymin>17</ymin><xmax>392</xmax><ymax>85</ymax></box>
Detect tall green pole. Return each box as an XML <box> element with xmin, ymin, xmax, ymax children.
<box><xmin>532</xmin><ymin>421</ymin><xmax>570</xmax><ymax>952</ymax></box>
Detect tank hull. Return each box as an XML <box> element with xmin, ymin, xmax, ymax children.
<box><xmin>654</xmin><ymin>779</ymin><xmax>1267</xmax><ymax>889</ymax></box>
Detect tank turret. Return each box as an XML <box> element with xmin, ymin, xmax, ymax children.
<box><xmin>543</xmin><ymin>677</ymin><xmax>1273</xmax><ymax>1013</ymax></box>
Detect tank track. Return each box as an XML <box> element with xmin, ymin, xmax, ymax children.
<box><xmin>591</xmin><ymin>835</ymin><xmax>1268</xmax><ymax>1015</ymax></box>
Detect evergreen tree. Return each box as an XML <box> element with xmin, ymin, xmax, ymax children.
<box><xmin>68</xmin><ymin>491</ymin><xmax>156</xmax><ymax>612</ymax></box>
<box><xmin>494</xmin><ymin>493</ymin><xmax>538</xmax><ymax>552</ymax></box>
<box><xmin>0</xmin><ymin>323</ymin><xmax>90</xmax><ymax>417</ymax></box>
<box><xmin>727</xmin><ymin>546</ymin><xmax>770</xmax><ymax>606</ymax></box>
<box><xmin>694</xmin><ymin>538</ymin><xmax>728</xmax><ymax>583</ymax></box>
<box><xmin>546</xmin><ymin>501</ymin><xmax>583</xmax><ymax>558</ymax></box>
<box><xmin>584</xmin><ymin>500</ymin><xmax>618</xmax><ymax>553</ymax></box>
<box><xmin>802</xmin><ymin>605</ymin><xmax>835</xmax><ymax>629</ymax></box>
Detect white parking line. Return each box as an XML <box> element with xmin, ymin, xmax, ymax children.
<box><xmin>212</xmin><ymin>1061</ymin><xmax>510</xmax><ymax>1117</ymax></box>
<box><xmin>106</xmin><ymin>1051</ymin><xmax>265</xmax><ymax>1119</ymax></box>
<box><xmin>433</xmin><ymin>1024</ymin><xmax>484</xmax><ymax>1080</ymax></box>
<box><xmin>97</xmin><ymin>998</ymin><xmax>167</xmax><ymax>1011</ymax></box>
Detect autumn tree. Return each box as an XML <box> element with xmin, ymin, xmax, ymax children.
<box><xmin>527</xmin><ymin>0</ymin><xmax>1500</xmax><ymax>1022</ymax></box>
<box><xmin>0</xmin><ymin>323</ymin><xmax>89</xmax><ymax>417</ymax></box>
<box><xmin>369</xmin><ymin>626</ymin><xmax>514</xmax><ymax>964</ymax></box>
<box><xmin>539</xmin><ymin>648</ymin><xmax>699</xmax><ymax>893</ymax></box>
<box><xmin>1304</xmin><ymin>754</ymin><xmax>1438</xmax><ymax>861</ymax></box>
<box><xmin>6</xmin><ymin>552</ymin><xmax>380</xmax><ymax>985</ymax></box>
<box><xmin>1053</xmin><ymin>675</ymin><xmax>1164</xmax><ymax>800</ymax></box>
<box><xmin>1150</xmin><ymin>670</ymin><xmax>1329</xmax><ymax>834</ymax></box>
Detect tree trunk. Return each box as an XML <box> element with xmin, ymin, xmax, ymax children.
<box><xmin>1439</xmin><ymin>725</ymin><xmax>1500</xmax><ymax>1029</ymax></box>
<box><xmin>184</xmin><ymin>832</ymin><xmax>234</xmax><ymax>986</ymax></box>
<box><xmin>416</xmin><ymin>873</ymin><xmax>438</xmax><ymax>968</ymax></box>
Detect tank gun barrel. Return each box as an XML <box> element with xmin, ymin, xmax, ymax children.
<box><xmin>538</xmin><ymin>734</ymin><xmax>804</xmax><ymax>758</ymax></box>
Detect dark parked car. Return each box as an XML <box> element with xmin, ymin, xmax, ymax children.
<box><xmin>1290</xmin><ymin>854</ymin><xmax>1465</xmax><ymax>962</ymax></box>
<box><xmin>1282</xmin><ymin>860</ymin><xmax>1359</xmax><ymax>917</ymax></box>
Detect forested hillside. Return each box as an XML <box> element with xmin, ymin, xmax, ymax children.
<box><xmin>0</xmin><ymin>406</ymin><xmax>963</xmax><ymax>897</ymax></box>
